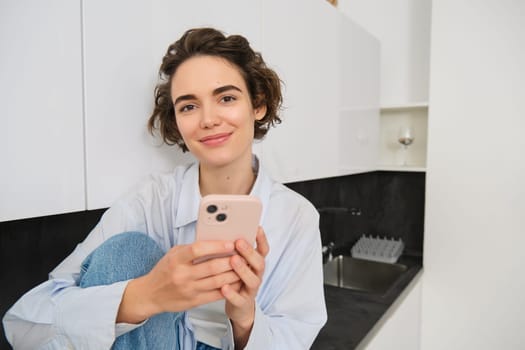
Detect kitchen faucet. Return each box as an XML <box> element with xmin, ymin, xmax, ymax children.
<box><xmin>322</xmin><ymin>241</ymin><xmax>336</xmax><ymax>262</ymax></box>
<box><xmin>317</xmin><ymin>206</ymin><xmax>363</xmax><ymax>264</ymax></box>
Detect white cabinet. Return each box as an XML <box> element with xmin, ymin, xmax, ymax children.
<box><xmin>338</xmin><ymin>0</ymin><xmax>431</xmax><ymax>105</ymax></box>
<box><xmin>1</xmin><ymin>0</ymin><xmax>382</xmax><ymax>220</ymax></box>
<box><xmin>82</xmin><ymin>0</ymin><xmax>159</xmax><ymax>210</ymax></box>
<box><xmin>84</xmin><ymin>0</ymin><xmax>380</xmax><ymax>198</ymax></box>
<box><xmin>260</xmin><ymin>0</ymin><xmax>379</xmax><ymax>183</ymax></box>
<box><xmin>0</xmin><ymin>0</ymin><xmax>85</xmax><ymax>221</ymax></box>
<box><xmin>84</xmin><ymin>0</ymin><xmax>379</xmax><ymax>201</ymax></box>
<box><xmin>259</xmin><ymin>0</ymin><xmax>340</xmax><ymax>183</ymax></box>
<box><xmin>338</xmin><ymin>14</ymin><xmax>380</xmax><ymax>175</ymax></box>
<box><xmin>151</xmin><ymin>0</ymin><xmax>263</xmax><ymax>52</ymax></box>
<box><xmin>359</xmin><ymin>273</ymin><xmax>422</xmax><ymax>350</ymax></box>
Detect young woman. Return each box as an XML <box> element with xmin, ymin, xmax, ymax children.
<box><xmin>3</xmin><ymin>28</ymin><xmax>326</xmax><ymax>350</ymax></box>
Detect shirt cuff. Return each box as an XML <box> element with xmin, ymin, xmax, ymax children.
<box><xmin>54</xmin><ymin>280</ymin><xmax>130</xmax><ymax>349</ymax></box>
<box><xmin>115</xmin><ymin>320</ymin><xmax>147</xmax><ymax>337</ymax></box>
<box><xmin>221</xmin><ymin>319</ymin><xmax>235</xmax><ymax>350</ymax></box>
<box><xmin>243</xmin><ymin>303</ymin><xmax>271</xmax><ymax>349</ymax></box>
<box><xmin>221</xmin><ymin>303</ymin><xmax>269</xmax><ymax>350</ymax></box>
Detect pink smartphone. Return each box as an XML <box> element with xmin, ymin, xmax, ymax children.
<box><xmin>194</xmin><ymin>194</ymin><xmax>262</xmax><ymax>263</ymax></box>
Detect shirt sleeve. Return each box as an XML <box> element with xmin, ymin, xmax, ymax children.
<box><xmin>220</xmin><ymin>203</ymin><xmax>328</xmax><ymax>350</ymax></box>
<box><xmin>2</xmin><ymin>199</ymin><xmax>146</xmax><ymax>350</ymax></box>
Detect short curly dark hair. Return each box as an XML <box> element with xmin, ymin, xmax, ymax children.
<box><xmin>148</xmin><ymin>27</ymin><xmax>283</xmax><ymax>152</ymax></box>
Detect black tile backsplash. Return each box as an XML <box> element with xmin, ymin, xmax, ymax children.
<box><xmin>0</xmin><ymin>170</ymin><xmax>424</xmax><ymax>348</ymax></box>
<box><xmin>0</xmin><ymin>209</ymin><xmax>106</xmax><ymax>349</ymax></box>
<box><xmin>286</xmin><ymin>171</ymin><xmax>425</xmax><ymax>256</ymax></box>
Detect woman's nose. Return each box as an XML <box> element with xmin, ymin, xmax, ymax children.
<box><xmin>199</xmin><ymin>104</ymin><xmax>221</xmax><ymax>129</ymax></box>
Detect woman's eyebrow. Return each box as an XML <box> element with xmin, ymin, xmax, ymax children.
<box><xmin>173</xmin><ymin>85</ymin><xmax>242</xmax><ymax>106</ymax></box>
<box><xmin>173</xmin><ymin>94</ymin><xmax>196</xmax><ymax>106</ymax></box>
<box><xmin>213</xmin><ymin>85</ymin><xmax>242</xmax><ymax>96</ymax></box>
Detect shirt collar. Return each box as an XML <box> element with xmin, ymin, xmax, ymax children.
<box><xmin>174</xmin><ymin>156</ymin><xmax>274</xmax><ymax>228</ymax></box>
<box><xmin>174</xmin><ymin>162</ymin><xmax>201</xmax><ymax>228</ymax></box>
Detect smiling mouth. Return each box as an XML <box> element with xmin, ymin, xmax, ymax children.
<box><xmin>199</xmin><ymin>132</ymin><xmax>232</xmax><ymax>146</ymax></box>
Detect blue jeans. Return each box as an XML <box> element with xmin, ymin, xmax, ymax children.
<box><xmin>79</xmin><ymin>232</ymin><xmax>221</xmax><ymax>350</ymax></box>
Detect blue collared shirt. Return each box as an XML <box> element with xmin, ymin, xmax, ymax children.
<box><xmin>3</xmin><ymin>161</ymin><xmax>327</xmax><ymax>349</ymax></box>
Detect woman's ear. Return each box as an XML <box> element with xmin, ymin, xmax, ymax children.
<box><xmin>254</xmin><ymin>104</ymin><xmax>267</xmax><ymax>121</ymax></box>
<box><xmin>253</xmin><ymin>95</ymin><xmax>267</xmax><ymax>121</ymax></box>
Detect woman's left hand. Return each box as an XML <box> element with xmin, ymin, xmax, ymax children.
<box><xmin>221</xmin><ymin>226</ymin><xmax>269</xmax><ymax>348</ymax></box>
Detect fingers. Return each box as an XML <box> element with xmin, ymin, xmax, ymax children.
<box><xmin>192</xmin><ymin>256</ymin><xmax>235</xmax><ymax>279</ymax></box>
<box><xmin>189</xmin><ymin>289</ymin><xmax>228</xmax><ymax>308</ymax></box>
<box><xmin>230</xmin><ymin>255</ymin><xmax>262</xmax><ymax>292</ymax></box>
<box><xmin>235</xmin><ymin>227</ymin><xmax>268</xmax><ymax>275</ymax></box>
<box><xmin>221</xmin><ymin>283</ymin><xmax>247</xmax><ymax>306</ymax></box>
<box><xmin>194</xmin><ymin>270</ymin><xmax>241</xmax><ymax>291</ymax></box>
<box><xmin>174</xmin><ymin>240</ymin><xmax>235</xmax><ymax>263</ymax></box>
<box><xmin>229</xmin><ymin>281</ymin><xmax>242</xmax><ymax>293</ymax></box>
<box><xmin>255</xmin><ymin>226</ymin><xmax>270</xmax><ymax>258</ymax></box>
<box><xmin>234</xmin><ymin>239</ymin><xmax>264</xmax><ymax>276</ymax></box>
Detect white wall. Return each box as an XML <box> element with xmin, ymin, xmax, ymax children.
<box><xmin>422</xmin><ymin>1</ymin><xmax>525</xmax><ymax>349</ymax></box>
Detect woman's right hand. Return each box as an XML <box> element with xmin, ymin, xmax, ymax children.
<box><xmin>117</xmin><ymin>241</ymin><xmax>240</xmax><ymax>324</ymax></box>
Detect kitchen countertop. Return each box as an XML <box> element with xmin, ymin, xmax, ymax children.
<box><xmin>311</xmin><ymin>254</ymin><xmax>423</xmax><ymax>350</ymax></box>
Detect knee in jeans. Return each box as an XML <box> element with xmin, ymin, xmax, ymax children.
<box><xmin>79</xmin><ymin>232</ymin><xmax>164</xmax><ymax>287</ymax></box>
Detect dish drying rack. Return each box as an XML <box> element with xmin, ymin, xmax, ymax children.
<box><xmin>351</xmin><ymin>235</ymin><xmax>404</xmax><ymax>264</ymax></box>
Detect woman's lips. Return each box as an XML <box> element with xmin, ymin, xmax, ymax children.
<box><xmin>199</xmin><ymin>132</ymin><xmax>232</xmax><ymax>146</ymax></box>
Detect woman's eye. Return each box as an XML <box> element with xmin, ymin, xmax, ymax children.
<box><xmin>221</xmin><ymin>95</ymin><xmax>236</xmax><ymax>103</ymax></box>
<box><xmin>179</xmin><ymin>104</ymin><xmax>196</xmax><ymax>113</ymax></box>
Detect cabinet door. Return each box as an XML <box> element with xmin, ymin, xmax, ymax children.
<box><xmin>259</xmin><ymin>1</ymin><xmax>379</xmax><ymax>183</ymax></box>
<box><xmin>338</xmin><ymin>0</ymin><xmax>431</xmax><ymax>105</ymax></box>
<box><xmin>0</xmin><ymin>0</ymin><xmax>85</xmax><ymax>221</ymax></box>
<box><xmin>83</xmin><ymin>0</ymin><xmax>261</xmax><ymax>210</ymax></box>
<box><xmin>82</xmin><ymin>0</ymin><xmax>169</xmax><ymax>210</ymax></box>
<box><xmin>260</xmin><ymin>0</ymin><xmax>340</xmax><ymax>183</ymax></box>
<box><xmin>338</xmin><ymin>13</ymin><xmax>380</xmax><ymax>174</ymax></box>
<box><xmin>339</xmin><ymin>109</ymin><xmax>379</xmax><ymax>174</ymax></box>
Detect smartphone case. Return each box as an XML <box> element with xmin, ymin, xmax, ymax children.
<box><xmin>194</xmin><ymin>194</ymin><xmax>262</xmax><ymax>263</ymax></box>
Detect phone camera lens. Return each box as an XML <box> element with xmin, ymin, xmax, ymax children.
<box><xmin>207</xmin><ymin>205</ymin><xmax>218</xmax><ymax>213</ymax></box>
<box><xmin>216</xmin><ymin>213</ymin><xmax>227</xmax><ymax>222</ymax></box>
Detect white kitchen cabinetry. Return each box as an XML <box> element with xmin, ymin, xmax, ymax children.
<box><xmin>338</xmin><ymin>0</ymin><xmax>431</xmax><ymax>105</ymax></box>
<box><xmin>338</xmin><ymin>15</ymin><xmax>380</xmax><ymax>175</ymax></box>
<box><xmin>82</xmin><ymin>0</ymin><xmax>189</xmax><ymax>210</ymax></box>
<box><xmin>259</xmin><ymin>0</ymin><xmax>340</xmax><ymax>183</ymax></box>
<box><xmin>260</xmin><ymin>1</ymin><xmax>379</xmax><ymax>183</ymax></box>
<box><xmin>85</xmin><ymin>0</ymin><xmax>379</xmax><ymax>201</ymax></box>
<box><xmin>2</xmin><ymin>0</ymin><xmax>382</xmax><ymax>220</ymax></box>
<box><xmin>0</xmin><ymin>0</ymin><xmax>85</xmax><ymax>221</ymax></box>
<box><xmin>339</xmin><ymin>0</ymin><xmax>431</xmax><ymax>172</ymax></box>
<box><xmin>359</xmin><ymin>273</ymin><xmax>423</xmax><ymax>350</ymax></box>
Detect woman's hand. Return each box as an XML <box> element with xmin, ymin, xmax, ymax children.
<box><xmin>222</xmin><ymin>227</ymin><xmax>270</xmax><ymax>348</ymax></box>
<box><xmin>117</xmin><ymin>240</ymin><xmax>240</xmax><ymax>324</ymax></box>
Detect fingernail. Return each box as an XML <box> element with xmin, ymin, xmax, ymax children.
<box><xmin>225</xmin><ymin>242</ymin><xmax>234</xmax><ymax>250</ymax></box>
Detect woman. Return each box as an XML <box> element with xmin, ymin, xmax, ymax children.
<box><xmin>3</xmin><ymin>27</ymin><xmax>326</xmax><ymax>350</ymax></box>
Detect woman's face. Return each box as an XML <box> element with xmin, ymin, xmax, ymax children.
<box><xmin>171</xmin><ymin>55</ymin><xmax>266</xmax><ymax>169</ymax></box>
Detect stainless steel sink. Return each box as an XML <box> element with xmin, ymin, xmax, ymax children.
<box><xmin>323</xmin><ymin>255</ymin><xmax>407</xmax><ymax>294</ymax></box>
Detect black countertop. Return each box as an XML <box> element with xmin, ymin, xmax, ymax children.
<box><xmin>311</xmin><ymin>254</ymin><xmax>423</xmax><ymax>350</ymax></box>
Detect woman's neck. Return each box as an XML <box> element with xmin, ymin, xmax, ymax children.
<box><xmin>199</xmin><ymin>156</ymin><xmax>256</xmax><ymax>196</ymax></box>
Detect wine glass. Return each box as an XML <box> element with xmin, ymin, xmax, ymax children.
<box><xmin>398</xmin><ymin>126</ymin><xmax>414</xmax><ymax>166</ymax></box>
